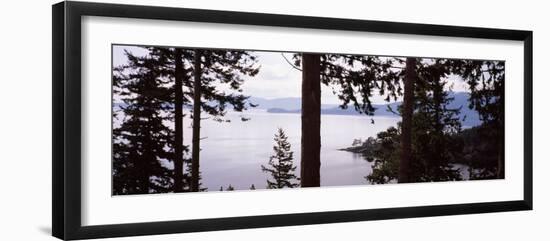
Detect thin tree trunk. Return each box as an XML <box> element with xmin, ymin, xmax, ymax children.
<box><xmin>191</xmin><ymin>50</ymin><xmax>202</xmax><ymax>192</ymax></box>
<box><xmin>433</xmin><ymin>75</ymin><xmax>443</xmax><ymax>179</ymax></box>
<box><xmin>398</xmin><ymin>57</ymin><xmax>416</xmax><ymax>183</ymax></box>
<box><xmin>139</xmin><ymin>154</ymin><xmax>150</xmax><ymax>194</ymax></box>
<box><xmin>173</xmin><ymin>48</ymin><xmax>184</xmax><ymax>192</ymax></box>
<box><xmin>140</xmin><ymin>117</ymin><xmax>152</xmax><ymax>194</ymax></box>
<box><xmin>300</xmin><ymin>53</ymin><xmax>321</xmax><ymax>187</ymax></box>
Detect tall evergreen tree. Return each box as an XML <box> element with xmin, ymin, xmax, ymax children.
<box><xmin>452</xmin><ymin>60</ymin><xmax>505</xmax><ymax>178</ymax></box>
<box><xmin>143</xmin><ymin>47</ymin><xmax>260</xmax><ymax>192</ymax></box>
<box><xmin>261</xmin><ymin>128</ymin><xmax>300</xmax><ymax>189</ymax></box>
<box><xmin>410</xmin><ymin>60</ymin><xmax>463</xmax><ymax>181</ymax></box>
<box><xmin>112</xmin><ymin>49</ymin><xmax>173</xmax><ymax>195</ymax></box>
<box><xmin>138</xmin><ymin>47</ymin><xmax>195</xmax><ymax>192</ymax></box>
<box><xmin>363</xmin><ymin>58</ymin><xmax>465</xmax><ymax>183</ymax></box>
<box><xmin>188</xmin><ymin>49</ymin><xmax>260</xmax><ymax>191</ymax></box>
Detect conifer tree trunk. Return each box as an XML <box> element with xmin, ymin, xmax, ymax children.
<box><xmin>173</xmin><ymin>48</ymin><xmax>184</xmax><ymax>192</ymax></box>
<box><xmin>300</xmin><ymin>53</ymin><xmax>321</xmax><ymax>187</ymax></box>
<box><xmin>433</xmin><ymin>75</ymin><xmax>443</xmax><ymax>174</ymax></box>
<box><xmin>140</xmin><ymin>118</ymin><xmax>152</xmax><ymax>194</ymax></box>
<box><xmin>191</xmin><ymin>50</ymin><xmax>202</xmax><ymax>192</ymax></box>
<box><xmin>139</xmin><ymin>151</ymin><xmax>150</xmax><ymax>194</ymax></box>
<box><xmin>398</xmin><ymin>57</ymin><xmax>416</xmax><ymax>183</ymax></box>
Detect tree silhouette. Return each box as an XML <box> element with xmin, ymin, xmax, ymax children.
<box><xmin>112</xmin><ymin>49</ymin><xmax>173</xmax><ymax>195</ymax></box>
<box><xmin>452</xmin><ymin>60</ymin><xmax>505</xmax><ymax>178</ymax></box>
<box><xmin>189</xmin><ymin>49</ymin><xmax>260</xmax><ymax>191</ymax></box>
<box><xmin>362</xmin><ymin>58</ymin><xmax>495</xmax><ymax>183</ymax></box>
<box><xmin>410</xmin><ymin>60</ymin><xmax>463</xmax><ymax>181</ymax></box>
<box><xmin>139</xmin><ymin>47</ymin><xmax>259</xmax><ymax>192</ymax></box>
<box><xmin>261</xmin><ymin>128</ymin><xmax>300</xmax><ymax>189</ymax></box>
<box><xmin>135</xmin><ymin>47</ymin><xmax>195</xmax><ymax>193</ymax></box>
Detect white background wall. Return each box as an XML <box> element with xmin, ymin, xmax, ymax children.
<box><xmin>0</xmin><ymin>0</ymin><xmax>547</xmax><ymax>240</ymax></box>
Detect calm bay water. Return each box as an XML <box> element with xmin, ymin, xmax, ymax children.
<box><xmin>182</xmin><ymin>109</ymin><xmax>400</xmax><ymax>191</ymax></box>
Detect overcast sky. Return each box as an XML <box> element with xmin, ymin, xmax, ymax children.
<box><xmin>113</xmin><ymin>45</ymin><xmax>469</xmax><ymax>105</ymax></box>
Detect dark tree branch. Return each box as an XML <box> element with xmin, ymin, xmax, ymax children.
<box><xmin>281</xmin><ymin>53</ymin><xmax>303</xmax><ymax>71</ymax></box>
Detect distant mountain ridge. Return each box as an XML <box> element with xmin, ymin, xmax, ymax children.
<box><xmin>250</xmin><ymin>92</ymin><xmax>481</xmax><ymax>127</ymax></box>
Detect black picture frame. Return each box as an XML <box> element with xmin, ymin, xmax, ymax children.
<box><xmin>52</xmin><ymin>1</ymin><xmax>533</xmax><ymax>240</ymax></box>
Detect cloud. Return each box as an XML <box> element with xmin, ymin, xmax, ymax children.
<box><xmin>240</xmin><ymin>52</ymin><xmax>302</xmax><ymax>99</ymax></box>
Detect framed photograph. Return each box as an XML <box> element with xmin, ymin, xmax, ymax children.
<box><xmin>52</xmin><ymin>1</ymin><xmax>533</xmax><ymax>240</ymax></box>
